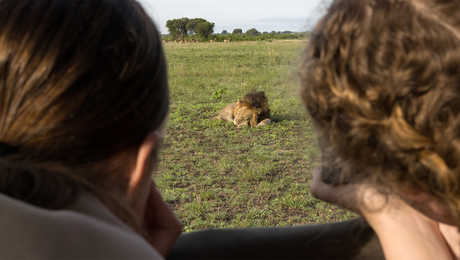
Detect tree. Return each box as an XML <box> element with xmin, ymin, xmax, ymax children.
<box><xmin>186</xmin><ymin>18</ymin><xmax>207</xmax><ymax>34</ymax></box>
<box><xmin>195</xmin><ymin>21</ymin><xmax>215</xmax><ymax>39</ymax></box>
<box><xmin>166</xmin><ymin>17</ymin><xmax>215</xmax><ymax>40</ymax></box>
<box><xmin>166</xmin><ymin>18</ymin><xmax>189</xmax><ymax>40</ymax></box>
<box><xmin>232</xmin><ymin>28</ymin><xmax>243</xmax><ymax>34</ymax></box>
<box><xmin>246</xmin><ymin>28</ymin><xmax>260</xmax><ymax>36</ymax></box>
<box><xmin>221</xmin><ymin>30</ymin><xmax>228</xmax><ymax>35</ymax></box>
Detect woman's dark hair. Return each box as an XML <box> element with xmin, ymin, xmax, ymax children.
<box><xmin>300</xmin><ymin>0</ymin><xmax>460</xmax><ymax>222</ymax></box>
<box><xmin>0</xmin><ymin>0</ymin><xmax>168</xmax><ymax>230</ymax></box>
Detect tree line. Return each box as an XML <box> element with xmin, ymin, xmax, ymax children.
<box><xmin>165</xmin><ymin>17</ymin><xmax>307</xmax><ymax>42</ymax></box>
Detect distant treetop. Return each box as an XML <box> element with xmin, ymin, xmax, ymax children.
<box><xmin>246</xmin><ymin>28</ymin><xmax>260</xmax><ymax>36</ymax></box>
<box><xmin>166</xmin><ymin>18</ymin><xmax>214</xmax><ymax>40</ymax></box>
<box><xmin>232</xmin><ymin>28</ymin><xmax>243</xmax><ymax>34</ymax></box>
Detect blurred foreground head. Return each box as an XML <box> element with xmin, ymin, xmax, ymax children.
<box><xmin>300</xmin><ymin>0</ymin><xmax>460</xmax><ymax>223</ymax></box>
<box><xmin>0</xmin><ymin>0</ymin><xmax>168</xmax><ymax>220</ymax></box>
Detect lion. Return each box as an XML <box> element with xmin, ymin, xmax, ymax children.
<box><xmin>215</xmin><ymin>91</ymin><xmax>271</xmax><ymax>127</ymax></box>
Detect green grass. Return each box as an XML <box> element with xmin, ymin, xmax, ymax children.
<box><xmin>156</xmin><ymin>40</ymin><xmax>355</xmax><ymax>232</ymax></box>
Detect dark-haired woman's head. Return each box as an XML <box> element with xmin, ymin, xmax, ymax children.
<box><xmin>301</xmin><ymin>0</ymin><xmax>460</xmax><ymax>224</ymax></box>
<box><xmin>0</xmin><ymin>0</ymin><xmax>168</xmax><ymax>229</ymax></box>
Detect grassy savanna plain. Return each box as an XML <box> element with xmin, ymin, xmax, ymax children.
<box><xmin>156</xmin><ymin>40</ymin><xmax>355</xmax><ymax>232</ymax></box>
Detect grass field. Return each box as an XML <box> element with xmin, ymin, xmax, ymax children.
<box><xmin>156</xmin><ymin>40</ymin><xmax>355</xmax><ymax>232</ymax></box>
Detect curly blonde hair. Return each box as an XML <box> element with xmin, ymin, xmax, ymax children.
<box><xmin>300</xmin><ymin>0</ymin><xmax>460</xmax><ymax>222</ymax></box>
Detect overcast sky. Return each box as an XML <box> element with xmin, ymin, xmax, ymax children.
<box><xmin>138</xmin><ymin>0</ymin><xmax>329</xmax><ymax>34</ymax></box>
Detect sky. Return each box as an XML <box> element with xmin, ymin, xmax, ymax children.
<box><xmin>138</xmin><ymin>0</ymin><xmax>329</xmax><ymax>34</ymax></box>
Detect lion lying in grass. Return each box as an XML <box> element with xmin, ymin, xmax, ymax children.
<box><xmin>215</xmin><ymin>91</ymin><xmax>271</xmax><ymax>127</ymax></box>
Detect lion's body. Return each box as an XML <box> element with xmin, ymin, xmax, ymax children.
<box><xmin>215</xmin><ymin>102</ymin><xmax>237</xmax><ymax>122</ymax></box>
<box><xmin>215</xmin><ymin>91</ymin><xmax>271</xmax><ymax>128</ymax></box>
